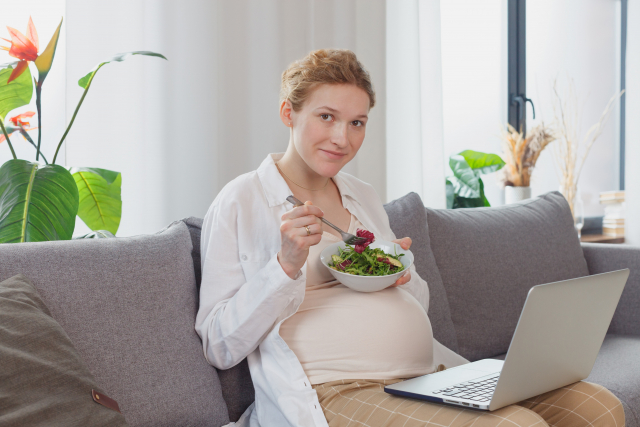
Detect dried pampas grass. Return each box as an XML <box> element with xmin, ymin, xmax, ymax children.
<box><xmin>552</xmin><ymin>78</ymin><xmax>624</xmax><ymax>214</ymax></box>
<box><xmin>500</xmin><ymin>123</ymin><xmax>556</xmax><ymax>187</ymax></box>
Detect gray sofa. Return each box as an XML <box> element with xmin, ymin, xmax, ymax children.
<box><xmin>0</xmin><ymin>191</ymin><xmax>638</xmax><ymax>427</ymax></box>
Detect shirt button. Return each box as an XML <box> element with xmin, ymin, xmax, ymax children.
<box><xmin>241</xmin><ymin>254</ymin><xmax>248</xmax><ymax>261</ymax></box>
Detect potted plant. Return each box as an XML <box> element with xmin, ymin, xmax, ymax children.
<box><xmin>551</xmin><ymin>79</ymin><xmax>623</xmax><ymax>217</ymax></box>
<box><xmin>499</xmin><ymin>123</ymin><xmax>555</xmax><ymax>204</ymax></box>
<box><xmin>0</xmin><ymin>17</ymin><xmax>165</xmax><ymax>243</ymax></box>
<box><xmin>445</xmin><ymin>150</ymin><xmax>505</xmax><ymax>209</ymax></box>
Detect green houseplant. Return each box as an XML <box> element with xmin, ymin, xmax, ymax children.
<box><xmin>445</xmin><ymin>150</ymin><xmax>505</xmax><ymax>209</ymax></box>
<box><xmin>0</xmin><ymin>17</ymin><xmax>166</xmax><ymax>243</ymax></box>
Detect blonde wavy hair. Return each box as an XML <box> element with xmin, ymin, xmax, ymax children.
<box><xmin>280</xmin><ymin>48</ymin><xmax>376</xmax><ymax>111</ymax></box>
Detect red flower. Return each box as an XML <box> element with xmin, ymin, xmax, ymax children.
<box><xmin>9</xmin><ymin>111</ymin><xmax>34</xmax><ymax>126</ymax></box>
<box><xmin>0</xmin><ymin>111</ymin><xmax>37</xmax><ymax>143</ymax></box>
<box><xmin>1</xmin><ymin>17</ymin><xmax>39</xmax><ymax>83</ymax></box>
<box><xmin>354</xmin><ymin>229</ymin><xmax>375</xmax><ymax>254</ymax></box>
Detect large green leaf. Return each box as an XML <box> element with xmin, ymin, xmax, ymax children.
<box><xmin>0</xmin><ymin>160</ymin><xmax>78</xmax><ymax>243</ymax></box>
<box><xmin>449</xmin><ymin>155</ymin><xmax>481</xmax><ymax>198</ymax></box>
<box><xmin>459</xmin><ymin>150</ymin><xmax>505</xmax><ymax>176</ymax></box>
<box><xmin>479</xmin><ymin>178</ymin><xmax>491</xmax><ymax>207</ymax></box>
<box><xmin>74</xmin><ymin>230</ymin><xmax>115</xmax><ymax>239</ymax></box>
<box><xmin>0</xmin><ymin>63</ymin><xmax>33</xmax><ymax>120</ymax></box>
<box><xmin>445</xmin><ymin>178</ymin><xmax>455</xmax><ymax>209</ymax></box>
<box><xmin>453</xmin><ymin>196</ymin><xmax>485</xmax><ymax>209</ymax></box>
<box><xmin>78</xmin><ymin>51</ymin><xmax>167</xmax><ymax>88</ymax></box>
<box><xmin>70</xmin><ymin>167</ymin><xmax>122</xmax><ymax>235</ymax></box>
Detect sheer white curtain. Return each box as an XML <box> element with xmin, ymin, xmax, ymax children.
<box><xmin>65</xmin><ymin>0</ymin><xmax>387</xmax><ymax>237</ymax></box>
<box><xmin>386</xmin><ymin>0</ymin><xmax>446</xmax><ymax>209</ymax></box>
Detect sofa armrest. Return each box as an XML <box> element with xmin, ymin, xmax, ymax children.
<box><xmin>581</xmin><ymin>243</ymin><xmax>640</xmax><ymax>336</ymax></box>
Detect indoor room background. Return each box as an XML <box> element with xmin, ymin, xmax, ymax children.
<box><xmin>1</xmin><ymin>0</ymin><xmax>638</xmax><ymax>244</ymax></box>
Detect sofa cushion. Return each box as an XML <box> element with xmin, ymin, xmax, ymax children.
<box><xmin>586</xmin><ymin>335</ymin><xmax>640</xmax><ymax>427</ymax></box>
<box><xmin>181</xmin><ymin>217</ymin><xmax>255</xmax><ymax>422</ymax></box>
<box><xmin>0</xmin><ymin>274</ymin><xmax>129</xmax><ymax>427</ymax></box>
<box><xmin>426</xmin><ymin>191</ymin><xmax>590</xmax><ymax>361</ymax></box>
<box><xmin>215</xmin><ymin>359</ymin><xmax>255</xmax><ymax>422</ymax></box>
<box><xmin>581</xmin><ymin>243</ymin><xmax>640</xmax><ymax>336</ymax></box>
<box><xmin>0</xmin><ymin>222</ymin><xmax>229</xmax><ymax>427</ymax></box>
<box><xmin>383</xmin><ymin>192</ymin><xmax>459</xmax><ymax>352</ymax></box>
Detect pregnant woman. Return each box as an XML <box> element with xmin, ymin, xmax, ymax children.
<box><xmin>195</xmin><ymin>49</ymin><xmax>624</xmax><ymax>427</ymax></box>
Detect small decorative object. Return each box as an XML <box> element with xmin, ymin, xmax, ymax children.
<box><xmin>551</xmin><ymin>78</ymin><xmax>623</xmax><ymax>217</ymax></box>
<box><xmin>0</xmin><ymin>17</ymin><xmax>166</xmax><ymax>242</ymax></box>
<box><xmin>600</xmin><ymin>190</ymin><xmax>625</xmax><ymax>237</ymax></box>
<box><xmin>499</xmin><ymin>122</ymin><xmax>555</xmax><ymax>204</ymax></box>
<box><xmin>445</xmin><ymin>150</ymin><xmax>505</xmax><ymax>209</ymax></box>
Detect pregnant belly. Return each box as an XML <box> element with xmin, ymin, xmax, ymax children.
<box><xmin>279</xmin><ymin>285</ymin><xmax>435</xmax><ymax>384</ymax></box>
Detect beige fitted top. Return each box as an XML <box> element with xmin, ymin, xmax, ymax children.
<box><xmin>279</xmin><ymin>212</ymin><xmax>435</xmax><ymax>385</ymax></box>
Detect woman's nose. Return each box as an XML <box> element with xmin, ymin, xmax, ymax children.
<box><xmin>331</xmin><ymin>122</ymin><xmax>349</xmax><ymax>147</ymax></box>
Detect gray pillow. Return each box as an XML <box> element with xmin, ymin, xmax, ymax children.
<box><xmin>181</xmin><ymin>217</ymin><xmax>205</xmax><ymax>294</ymax></box>
<box><xmin>426</xmin><ymin>191</ymin><xmax>590</xmax><ymax>361</ymax></box>
<box><xmin>0</xmin><ymin>274</ymin><xmax>129</xmax><ymax>427</ymax></box>
<box><xmin>0</xmin><ymin>222</ymin><xmax>229</xmax><ymax>427</ymax></box>
<box><xmin>383</xmin><ymin>192</ymin><xmax>459</xmax><ymax>353</ymax></box>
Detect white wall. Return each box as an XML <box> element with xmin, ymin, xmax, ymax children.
<box><xmin>0</xmin><ymin>1</ymin><xmax>66</xmax><ymax>167</ymax></box>
<box><xmin>65</xmin><ymin>0</ymin><xmax>387</xmax><ymax>237</ymax></box>
<box><xmin>626</xmin><ymin>0</ymin><xmax>640</xmax><ymax>245</ymax></box>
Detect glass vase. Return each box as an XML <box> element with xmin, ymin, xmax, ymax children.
<box><xmin>559</xmin><ymin>183</ymin><xmax>584</xmax><ymax>238</ymax></box>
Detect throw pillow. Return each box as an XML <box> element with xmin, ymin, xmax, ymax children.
<box><xmin>0</xmin><ymin>274</ymin><xmax>129</xmax><ymax>427</ymax></box>
<box><xmin>426</xmin><ymin>191</ymin><xmax>590</xmax><ymax>361</ymax></box>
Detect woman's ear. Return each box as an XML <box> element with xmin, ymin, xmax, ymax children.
<box><xmin>279</xmin><ymin>100</ymin><xmax>293</xmax><ymax>127</ymax></box>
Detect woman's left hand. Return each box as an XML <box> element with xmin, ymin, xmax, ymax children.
<box><xmin>390</xmin><ymin>237</ymin><xmax>412</xmax><ymax>287</ymax></box>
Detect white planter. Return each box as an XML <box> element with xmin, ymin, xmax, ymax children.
<box><xmin>505</xmin><ymin>186</ymin><xmax>532</xmax><ymax>205</ymax></box>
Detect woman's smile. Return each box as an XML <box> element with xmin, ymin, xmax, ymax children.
<box><xmin>319</xmin><ymin>148</ymin><xmax>347</xmax><ymax>160</ymax></box>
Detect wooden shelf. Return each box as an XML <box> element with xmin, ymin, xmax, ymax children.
<box><xmin>580</xmin><ymin>234</ymin><xmax>625</xmax><ymax>244</ymax></box>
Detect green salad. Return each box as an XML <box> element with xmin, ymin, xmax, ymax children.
<box><xmin>328</xmin><ymin>245</ymin><xmax>405</xmax><ymax>276</ymax></box>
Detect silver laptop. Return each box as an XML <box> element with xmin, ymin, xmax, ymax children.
<box><xmin>384</xmin><ymin>269</ymin><xmax>629</xmax><ymax>411</ymax></box>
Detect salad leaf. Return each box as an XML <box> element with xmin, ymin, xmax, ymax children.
<box><xmin>329</xmin><ymin>244</ymin><xmax>405</xmax><ymax>276</ymax></box>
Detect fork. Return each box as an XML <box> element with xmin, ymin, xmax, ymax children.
<box><xmin>286</xmin><ymin>195</ymin><xmax>369</xmax><ymax>245</ymax></box>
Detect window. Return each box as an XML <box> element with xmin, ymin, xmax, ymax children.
<box><xmin>524</xmin><ymin>0</ymin><xmax>623</xmax><ymax>216</ymax></box>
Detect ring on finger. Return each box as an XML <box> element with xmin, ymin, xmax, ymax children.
<box><xmin>305</xmin><ymin>225</ymin><xmax>311</xmax><ymax>236</ymax></box>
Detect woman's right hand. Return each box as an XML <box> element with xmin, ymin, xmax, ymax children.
<box><xmin>277</xmin><ymin>201</ymin><xmax>324</xmax><ymax>279</ymax></box>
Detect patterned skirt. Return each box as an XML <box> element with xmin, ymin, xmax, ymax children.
<box><xmin>312</xmin><ymin>378</ymin><xmax>624</xmax><ymax>427</ymax></box>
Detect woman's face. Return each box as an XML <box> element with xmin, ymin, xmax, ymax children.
<box><xmin>284</xmin><ymin>84</ymin><xmax>370</xmax><ymax>177</ymax></box>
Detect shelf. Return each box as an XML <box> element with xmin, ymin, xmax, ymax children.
<box><xmin>580</xmin><ymin>234</ymin><xmax>625</xmax><ymax>244</ymax></box>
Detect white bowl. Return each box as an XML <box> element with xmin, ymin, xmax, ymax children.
<box><xmin>319</xmin><ymin>239</ymin><xmax>414</xmax><ymax>293</ymax></box>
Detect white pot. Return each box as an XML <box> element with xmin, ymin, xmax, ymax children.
<box><xmin>505</xmin><ymin>186</ymin><xmax>532</xmax><ymax>205</ymax></box>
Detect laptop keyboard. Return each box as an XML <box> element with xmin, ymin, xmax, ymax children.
<box><xmin>431</xmin><ymin>373</ymin><xmax>500</xmax><ymax>403</ymax></box>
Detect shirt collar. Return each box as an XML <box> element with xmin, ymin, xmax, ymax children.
<box><xmin>257</xmin><ymin>152</ymin><xmax>359</xmax><ymax>208</ymax></box>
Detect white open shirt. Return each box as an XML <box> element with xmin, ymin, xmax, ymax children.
<box><xmin>195</xmin><ymin>153</ymin><xmax>467</xmax><ymax>427</ymax></box>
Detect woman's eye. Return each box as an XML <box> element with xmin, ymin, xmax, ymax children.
<box><xmin>352</xmin><ymin>120</ymin><xmax>363</xmax><ymax>127</ymax></box>
<box><xmin>320</xmin><ymin>114</ymin><xmax>332</xmax><ymax>121</ymax></box>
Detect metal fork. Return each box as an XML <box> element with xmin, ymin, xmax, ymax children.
<box><xmin>286</xmin><ymin>195</ymin><xmax>369</xmax><ymax>245</ymax></box>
